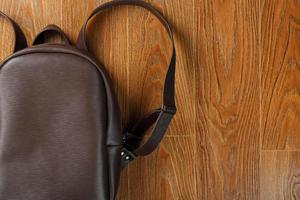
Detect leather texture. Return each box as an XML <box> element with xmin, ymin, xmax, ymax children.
<box><xmin>0</xmin><ymin>0</ymin><xmax>176</xmax><ymax>199</ymax></box>
<box><xmin>0</xmin><ymin>45</ymin><xmax>122</xmax><ymax>200</ymax></box>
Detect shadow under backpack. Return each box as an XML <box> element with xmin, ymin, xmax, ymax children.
<box><xmin>0</xmin><ymin>0</ymin><xmax>176</xmax><ymax>200</ymax></box>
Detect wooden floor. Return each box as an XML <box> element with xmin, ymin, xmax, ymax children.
<box><xmin>0</xmin><ymin>0</ymin><xmax>299</xmax><ymax>199</ymax></box>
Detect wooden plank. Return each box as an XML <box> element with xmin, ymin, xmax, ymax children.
<box><xmin>6</xmin><ymin>0</ymin><xmax>300</xmax><ymax>199</ymax></box>
<box><xmin>84</xmin><ymin>1</ymin><xmax>130</xmax><ymax>199</ymax></box>
<box><xmin>195</xmin><ymin>0</ymin><xmax>260</xmax><ymax>199</ymax></box>
<box><xmin>0</xmin><ymin>0</ymin><xmax>30</xmax><ymax>59</ymax></box>
<box><xmin>125</xmin><ymin>0</ymin><xmax>195</xmax><ymax>135</ymax></box>
<box><xmin>128</xmin><ymin>136</ymin><xmax>197</xmax><ymax>200</ymax></box>
<box><xmin>86</xmin><ymin>0</ymin><xmax>129</xmax><ymax>123</ymax></box>
<box><xmin>126</xmin><ymin>0</ymin><xmax>196</xmax><ymax>199</ymax></box>
<box><xmin>261</xmin><ymin>151</ymin><xmax>300</xmax><ymax>199</ymax></box>
<box><xmin>0</xmin><ymin>16</ymin><xmax>14</xmax><ymax>60</ymax></box>
<box><xmin>261</xmin><ymin>0</ymin><xmax>300</xmax><ymax>150</ymax></box>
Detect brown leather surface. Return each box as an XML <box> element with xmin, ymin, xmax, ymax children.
<box><xmin>0</xmin><ymin>45</ymin><xmax>122</xmax><ymax>200</ymax></box>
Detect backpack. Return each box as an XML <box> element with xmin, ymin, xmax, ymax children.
<box><xmin>0</xmin><ymin>0</ymin><xmax>176</xmax><ymax>199</ymax></box>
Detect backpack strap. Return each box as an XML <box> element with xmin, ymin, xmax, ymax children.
<box><xmin>76</xmin><ymin>0</ymin><xmax>176</xmax><ymax>167</ymax></box>
<box><xmin>0</xmin><ymin>11</ymin><xmax>27</xmax><ymax>52</ymax></box>
<box><xmin>32</xmin><ymin>24</ymin><xmax>71</xmax><ymax>46</ymax></box>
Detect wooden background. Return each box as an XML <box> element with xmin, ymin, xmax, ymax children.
<box><xmin>0</xmin><ymin>0</ymin><xmax>299</xmax><ymax>199</ymax></box>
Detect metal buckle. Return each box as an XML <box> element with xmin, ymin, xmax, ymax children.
<box><xmin>162</xmin><ymin>105</ymin><xmax>177</xmax><ymax>115</ymax></box>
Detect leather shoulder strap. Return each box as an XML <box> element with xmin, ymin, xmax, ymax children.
<box><xmin>77</xmin><ymin>0</ymin><xmax>176</xmax><ymax>168</ymax></box>
<box><xmin>0</xmin><ymin>11</ymin><xmax>27</xmax><ymax>53</ymax></box>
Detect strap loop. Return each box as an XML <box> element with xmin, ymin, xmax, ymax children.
<box><xmin>77</xmin><ymin>0</ymin><xmax>176</xmax><ymax>167</ymax></box>
<box><xmin>0</xmin><ymin>11</ymin><xmax>27</xmax><ymax>53</ymax></box>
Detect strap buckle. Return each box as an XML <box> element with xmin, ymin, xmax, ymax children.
<box><xmin>162</xmin><ymin>105</ymin><xmax>177</xmax><ymax>115</ymax></box>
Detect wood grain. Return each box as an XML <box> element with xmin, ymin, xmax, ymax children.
<box><xmin>126</xmin><ymin>0</ymin><xmax>196</xmax><ymax>199</ymax></box>
<box><xmin>0</xmin><ymin>17</ymin><xmax>13</xmax><ymax>60</ymax></box>
<box><xmin>260</xmin><ymin>1</ymin><xmax>300</xmax><ymax>199</ymax></box>
<box><xmin>85</xmin><ymin>2</ymin><xmax>130</xmax><ymax>199</ymax></box>
<box><xmin>125</xmin><ymin>0</ymin><xmax>195</xmax><ymax>135</ymax></box>
<box><xmin>261</xmin><ymin>151</ymin><xmax>300</xmax><ymax>199</ymax></box>
<box><xmin>195</xmin><ymin>0</ymin><xmax>260</xmax><ymax>199</ymax></box>
<box><xmin>0</xmin><ymin>0</ymin><xmax>22</xmax><ymax>59</ymax></box>
<box><xmin>261</xmin><ymin>0</ymin><xmax>300</xmax><ymax>150</ymax></box>
<box><xmin>0</xmin><ymin>0</ymin><xmax>300</xmax><ymax>199</ymax></box>
<box><xmin>129</xmin><ymin>136</ymin><xmax>196</xmax><ymax>200</ymax></box>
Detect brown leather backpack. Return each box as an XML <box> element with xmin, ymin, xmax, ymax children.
<box><xmin>0</xmin><ymin>0</ymin><xmax>176</xmax><ymax>199</ymax></box>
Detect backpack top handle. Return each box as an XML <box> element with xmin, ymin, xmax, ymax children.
<box><xmin>32</xmin><ymin>24</ymin><xmax>71</xmax><ymax>46</ymax></box>
<box><xmin>76</xmin><ymin>0</ymin><xmax>176</xmax><ymax>167</ymax></box>
<box><xmin>0</xmin><ymin>11</ymin><xmax>27</xmax><ymax>53</ymax></box>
